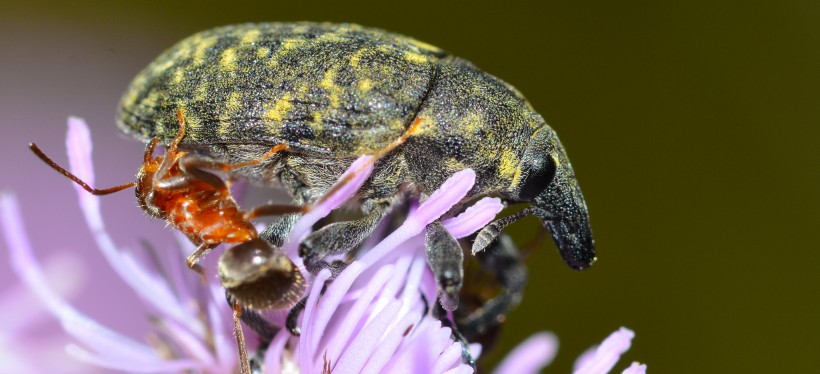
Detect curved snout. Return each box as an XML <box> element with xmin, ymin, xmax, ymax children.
<box><xmin>534</xmin><ymin>166</ymin><xmax>596</xmax><ymax>271</ymax></box>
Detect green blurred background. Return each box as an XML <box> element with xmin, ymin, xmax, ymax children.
<box><xmin>1</xmin><ymin>1</ymin><xmax>818</xmax><ymax>372</ymax></box>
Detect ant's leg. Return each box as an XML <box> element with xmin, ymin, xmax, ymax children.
<box><xmin>299</xmin><ymin>201</ymin><xmax>391</xmax><ymax>273</ymax></box>
<box><xmin>186</xmin><ymin>243</ymin><xmax>218</xmax><ymax>273</ymax></box>
<box><xmin>458</xmin><ymin>234</ymin><xmax>527</xmax><ymax>342</ymax></box>
<box><xmin>155</xmin><ymin>144</ymin><xmax>288</xmax><ymax>191</ymax></box>
<box><xmin>245</xmin><ymin>204</ymin><xmax>306</xmax><ymax>220</ymax></box>
<box><xmin>230</xmin><ymin>301</ymin><xmax>252</xmax><ymax>374</ymax></box>
<box><xmin>225</xmin><ymin>292</ymin><xmax>279</xmax><ymax>342</ymax></box>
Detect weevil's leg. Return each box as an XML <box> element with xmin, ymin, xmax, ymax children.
<box><xmin>260</xmin><ymin>168</ymin><xmax>310</xmax><ymax>247</ymax></box>
<box><xmin>286</xmin><ymin>297</ymin><xmax>308</xmax><ymax>336</ymax></box>
<box><xmin>299</xmin><ymin>201</ymin><xmax>391</xmax><ymax>274</ymax></box>
<box><xmin>458</xmin><ymin>234</ymin><xmax>527</xmax><ymax>341</ymax></box>
<box><xmin>293</xmin><ymin>118</ymin><xmax>420</xmax><ymax>262</ymax></box>
<box><xmin>260</xmin><ymin>213</ymin><xmax>300</xmax><ymax>247</ymax></box>
<box><xmin>186</xmin><ymin>243</ymin><xmax>218</xmax><ymax>274</ymax></box>
<box><xmin>434</xmin><ymin>304</ymin><xmax>476</xmax><ymax>369</ymax></box>
<box><xmin>471</xmin><ymin>206</ymin><xmax>540</xmax><ymax>254</ymax></box>
<box><xmin>425</xmin><ymin>221</ymin><xmax>464</xmax><ymax>311</ymax></box>
<box><xmin>304</xmin><ymin>259</ymin><xmax>348</xmax><ymax>279</ymax></box>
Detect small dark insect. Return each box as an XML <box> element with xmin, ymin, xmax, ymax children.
<box><xmin>30</xmin><ymin>111</ymin><xmax>306</xmax><ymax>374</ymax></box>
<box><xmin>118</xmin><ymin>22</ymin><xmax>596</xmax><ymax>350</ymax></box>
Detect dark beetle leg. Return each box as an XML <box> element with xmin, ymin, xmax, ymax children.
<box><xmin>471</xmin><ymin>206</ymin><xmax>540</xmax><ymax>254</ymax></box>
<box><xmin>304</xmin><ymin>259</ymin><xmax>349</xmax><ymax>278</ymax></box>
<box><xmin>299</xmin><ymin>202</ymin><xmax>391</xmax><ymax>271</ymax></box>
<box><xmin>259</xmin><ymin>172</ymin><xmax>310</xmax><ymax>247</ymax></box>
<box><xmin>286</xmin><ymin>297</ymin><xmax>308</xmax><ymax>336</ymax></box>
<box><xmin>458</xmin><ymin>234</ymin><xmax>527</xmax><ymax>341</ymax></box>
<box><xmin>435</xmin><ymin>304</ymin><xmax>476</xmax><ymax>369</ymax></box>
<box><xmin>425</xmin><ymin>221</ymin><xmax>464</xmax><ymax>312</ymax></box>
<box><xmin>260</xmin><ymin>213</ymin><xmax>301</xmax><ymax>247</ymax></box>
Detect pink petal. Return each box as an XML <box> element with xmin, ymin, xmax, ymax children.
<box><xmin>441</xmin><ymin>197</ymin><xmax>504</xmax><ymax>238</ymax></box>
<box><xmin>359</xmin><ymin>312</ymin><xmax>418</xmax><ymax>374</ymax></box>
<box><xmin>65</xmin><ymin>344</ymin><xmax>199</xmax><ymax>373</ymax></box>
<box><xmin>322</xmin><ymin>264</ymin><xmax>395</xmax><ymax>363</ymax></box>
<box><xmin>298</xmin><ymin>269</ymin><xmax>332</xmax><ymax>372</ymax></box>
<box><xmin>65</xmin><ymin>117</ymin><xmax>103</xmax><ymax>231</ymax></box>
<box><xmin>0</xmin><ymin>193</ymin><xmax>166</xmax><ymax>365</ymax></box>
<box><xmin>264</xmin><ymin>329</ymin><xmax>292</xmax><ymax>374</ymax></box>
<box><xmin>622</xmin><ymin>362</ymin><xmax>648</xmax><ymax>374</ymax></box>
<box><xmin>65</xmin><ymin>123</ymin><xmax>204</xmax><ymax>337</ymax></box>
<box><xmin>359</xmin><ymin>169</ymin><xmax>476</xmax><ymax>268</ymax></box>
<box><xmin>308</xmin><ymin>261</ymin><xmax>365</xmax><ymax>362</ymax></box>
<box><xmin>574</xmin><ymin>327</ymin><xmax>635</xmax><ymax>374</ymax></box>
<box><xmin>284</xmin><ymin>155</ymin><xmax>374</xmax><ymax>259</ymax></box>
<box><xmin>333</xmin><ymin>301</ymin><xmax>401</xmax><ymax>373</ymax></box>
<box><xmin>408</xmin><ymin>169</ymin><xmax>476</xmax><ymax>230</ymax></box>
<box><xmin>431</xmin><ymin>341</ymin><xmax>465</xmax><ymax>373</ymax></box>
<box><xmin>494</xmin><ymin>332</ymin><xmax>559</xmax><ymax>374</ymax></box>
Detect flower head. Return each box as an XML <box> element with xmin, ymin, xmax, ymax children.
<box><xmin>1</xmin><ymin>117</ymin><xmax>647</xmax><ymax>373</ymax></box>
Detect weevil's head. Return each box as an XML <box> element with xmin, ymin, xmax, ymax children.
<box><xmin>513</xmin><ymin>125</ymin><xmax>596</xmax><ymax>270</ymax></box>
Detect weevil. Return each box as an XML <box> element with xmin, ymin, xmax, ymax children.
<box><xmin>30</xmin><ymin>111</ymin><xmax>307</xmax><ymax>374</ymax></box>
<box><xmin>117</xmin><ymin>22</ymin><xmax>595</xmax><ymax>340</ymax></box>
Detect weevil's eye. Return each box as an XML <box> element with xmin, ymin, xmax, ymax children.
<box><xmin>517</xmin><ymin>154</ymin><xmax>557</xmax><ymax>201</ymax></box>
<box><xmin>218</xmin><ymin>239</ymin><xmax>305</xmax><ymax>310</ymax></box>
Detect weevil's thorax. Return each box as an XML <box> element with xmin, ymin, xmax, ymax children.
<box><xmin>404</xmin><ymin>57</ymin><xmax>545</xmax><ymax>199</ymax></box>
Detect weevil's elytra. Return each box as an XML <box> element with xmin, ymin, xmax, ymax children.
<box><xmin>118</xmin><ymin>22</ymin><xmax>595</xmax><ymax>343</ymax></box>
<box><xmin>120</xmin><ymin>23</ymin><xmax>445</xmax><ymax>157</ymax></box>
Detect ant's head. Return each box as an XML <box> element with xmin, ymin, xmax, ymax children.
<box><xmin>218</xmin><ymin>238</ymin><xmax>305</xmax><ymax>310</ymax></box>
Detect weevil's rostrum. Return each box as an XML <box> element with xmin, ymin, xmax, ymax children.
<box><xmin>118</xmin><ymin>22</ymin><xmax>595</xmax><ymax>342</ymax></box>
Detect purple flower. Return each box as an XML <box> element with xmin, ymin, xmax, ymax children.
<box><xmin>1</xmin><ymin>117</ymin><xmax>647</xmax><ymax>373</ymax></box>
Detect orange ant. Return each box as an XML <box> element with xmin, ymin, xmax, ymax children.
<box><xmin>30</xmin><ymin>111</ymin><xmax>306</xmax><ymax>374</ymax></box>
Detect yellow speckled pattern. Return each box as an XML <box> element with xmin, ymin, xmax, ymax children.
<box><xmin>119</xmin><ymin>23</ymin><xmax>445</xmax><ymax>156</ymax></box>
<box><xmin>116</xmin><ymin>22</ymin><xmax>594</xmax><ymax>273</ymax></box>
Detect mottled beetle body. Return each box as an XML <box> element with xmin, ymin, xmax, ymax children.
<box><xmin>118</xmin><ymin>22</ymin><xmax>595</xmax><ymax>342</ymax></box>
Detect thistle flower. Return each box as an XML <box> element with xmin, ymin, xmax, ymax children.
<box><xmin>1</xmin><ymin>117</ymin><xmax>647</xmax><ymax>373</ymax></box>
<box><xmin>0</xmin><ymin>250</ymin><xmax>100</xmax><ymax>373</ymax></box>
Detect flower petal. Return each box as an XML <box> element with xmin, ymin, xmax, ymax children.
<box><xmin>0</xmin><ymin>192</ymin><xmax>166</xmax><ymax>365</ymax></box>
<box><xmin>333</xmin><ymin>301</ymin><xmax>401</xmax><ymax>373</ymax></box>
<box><xmin>322</xmin><ymin>264</ymin><xmax>395</xmax><ymax>363</ymax></box>
<box><xmin>574</xmin><ymin>327</ymin><xmax>636</xmax><ymax>374</ymax></box>
<box><xmin>65</xmin><ymin>344</ymin><xmax>199</xmax><ymax>373</ymax></box>
<box><xmin>441</xmin><ymin>197</ymin><xmax>504</xmax><ymax>238</ymax></box>
<box><xmin>284</xmin><ymin>155</ymin><xmax>374</xmax><ymax>259</ymax></box>
<box><xmin>65</xmin><ymin>117</ymin><xmax>103</xmax><ymax>230</ymax></box>
<box><xmin>494</xmin><ymin>332</ymin><xmax>559</xmax><ymax>374</ymax></box>
<box><xmin>359</xmin><ymin>169</ymin><xmax>476</xmax><ymax>268</ymax></box>
<box><xmin>622</xmin><ymin>362</ymin><xmax>648</xmax><ymax>374</ymax></box>
<box><xmin>298</xmin><ymin>269</ymin><xmax>332</xmax><ymax>372</ymax></box>
<box><xmin>64</xmin><ymin>121</ymin><xmax>204</xmax><ymax>337</ymax></box>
